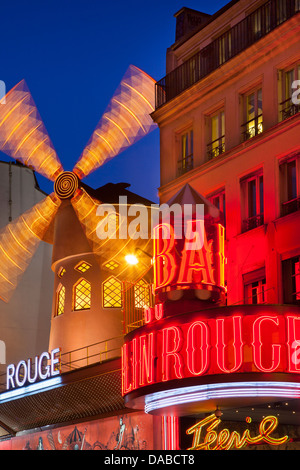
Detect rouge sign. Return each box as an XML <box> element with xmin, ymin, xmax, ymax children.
<box><xmin>6</xmin><ymin>348</ymin><xmax>60</xmax><ymax>390</ymax></box>
<box><xmin>122</xmin><ymin>310</ymin><xmax>300</xmax><ymax>395</ymax></box>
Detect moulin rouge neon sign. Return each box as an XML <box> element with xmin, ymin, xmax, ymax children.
<box><xmin>122</xmin><ymin>305</ymin><xmax>300</xmax><ymax>395</ymax></box>
<box><xmin>186</xmin><ymin>414</ymin><xmax>289</xmax><ymax>450</ymax></box>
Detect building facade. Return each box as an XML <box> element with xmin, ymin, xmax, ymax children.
<box><xmin>154</xmin><ymin>0</ymin><xmax>300</xmax><ymax>309</ymax></box>
<box><xmin>0</xmin><ymin>161</ymin><xmax>53</xmax><ymax>370</ymax></box>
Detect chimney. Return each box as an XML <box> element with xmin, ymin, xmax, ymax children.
<box><xmin>174</xmin><ymin>7</ymin><xmax>211</xmax><ymax>42</ymax></box>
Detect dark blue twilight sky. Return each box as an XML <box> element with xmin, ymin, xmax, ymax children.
<box><xmin>0</xmin><ymin>0</ymin><xmax>228</xmax><ymax>203</ymax></box>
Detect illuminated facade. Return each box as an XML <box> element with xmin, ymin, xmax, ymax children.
<box><xmin>141</xmin><ymin>0</ymin><xmax>300</xmax><ymax>449</ymax></box>
<box><xmin>0</xmin><ymin>0</ymin><xmax>299</xmax><ymax>451</ymax></box>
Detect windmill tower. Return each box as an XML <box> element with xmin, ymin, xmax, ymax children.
<box><xmin>0</xmin><ymin>65</ymin><xmax>157</xmax><ymax>359</ymax></box>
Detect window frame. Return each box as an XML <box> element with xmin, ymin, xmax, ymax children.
<box><xmin>240</xmin><ymin>171</ymin><xmax>264</xmax><ymax>232</ymax></box>
<box><xmin>73</xmin><ymin>277</ymin><xmax>92</xmax><ymax>311</ymax></box>
<box><xmin>56</xmin><ymin>283</ymin><xmax>66</xmax><ymax>316</ymax></box>
<box><xmin>279</xmin><ymin>155</ymin><xmax>300</xmax><ymax>217</ymax></box>
<box><xmin>177</xmin><ymin>128</ymin><xmax>194</xmax><ymax>176</ymax></box>
<box><xmin>241</xmin><ymin>86</ymin><xmax>263</xmax><ymax>141</ymax></box>
<box><xmin>103</xmin><ymin>276</ymin><xmax>123</xmax><ymax>309</ymax></box>
<box><xmin>279</xmin><ymin>62</ymin><xmax>300</xmax><ymax>121</ymax></box>
<box><xmin>207</xmin><ymin>109</ymin><xmax>225</xmax><ymax>160</ymax></box>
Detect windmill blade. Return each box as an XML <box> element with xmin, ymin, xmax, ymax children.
<box><xmin>0</xmin><ymin>193</ymin><xmax>61</xmax><ymax>302</ymax></box>
<box><xmin>73</xmin><ymin>65</ymin><xmax>157</xmax><ymax>180</ymax></box>
<box><xmin>0</xmin><ymin>80</ymin><xmax>63</xmax><ymax>181</ymax></box>
<box><xmin>70</xmin><ymin>187</ymin><xmax>108</xmax><ymax>255</ymax></box>
<box><xmin>71</xmin><ymin>187</ymin><xmax>153</xmax><ymax>282</ymax></box>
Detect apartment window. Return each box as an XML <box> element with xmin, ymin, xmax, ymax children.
<box><xmin>103</xmin><ymin>276</ymin><xmax>122</xmax><ymax>308</ymax></box>
<box><xmin>73</xmin><ymin>278</ymin><xmax>91</xmax><ymax>311</ymax></box>
<box><xmin>282</xmin><ymin>256</ymin><xmax>300</xmax><ymax>304</ymax></box>
<box><xmin>242</xmin><ymin>87</ymin><xmax>263</xmax><ymax>141</ymax></box>
<box><xmin>241</xmin><ymin>172</ymin><xmax>264</xmax><ymax>232</ymax></box>
<box><xmin>207</xmin><ymin>110</ymin><xmax>225</xmax><ymax>160</ymax></box>
<box><xmin>209</xmin><ymin>189</ymin><xmax>226</xmax><ymax>227</ymax></box>
<box><xmin>243</xmin><ymin>268</ymin><xmax>266</xmax><ymax>305</ymax></box>
<box><xmin>279</xmin><ymin>63</ymin><xmax>300</xmax><ymax>121</ymax></box>
<box><xmin>56</xmin><ymin>285</ymin><xmax>65</xmax><ymax>316</ymax></box>
<box><xmin>280</xmin><ymin>156</ymin><xmax>300</xmax><ymax>216</ymax></box>
<box><xmin>178</xmin><ymin>129</ymin><xmax>193</xmax><ymax>176</ymax></box>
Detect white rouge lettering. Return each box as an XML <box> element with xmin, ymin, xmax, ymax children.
<box><xmin>6</xmin><ymin>348</ymin><xmax>60</xmax><ymax>390</ymax></box>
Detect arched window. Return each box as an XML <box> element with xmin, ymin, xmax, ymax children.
<box><xmin>134</xmin><ymin>279</ymin><xmax>150</xmax><ymax>308</ymax></box>
<box><xmin>103</xmin><ymin>276</ymin><xmax>122</xmax><ymax>308</ymax></box>
<box><xmin>56</xmin><ymin>284</ymin><xmax>65</xmax><ymax>316</ymax></box>
<box><xmin>73</xmin><ymin>278</ymin><xmax>91</xmax><ymax>311</ymax></box>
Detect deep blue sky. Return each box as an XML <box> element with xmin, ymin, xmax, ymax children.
<box><xmin>0</xmin><ymin>0</ymin><xmax>228</xmax><ymax>203</ymax></box>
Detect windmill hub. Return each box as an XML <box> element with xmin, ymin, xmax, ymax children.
<box><xmin>54</xmin><ymin>171</ymin><xmax>79</xmax><ymax>199</ymax></box>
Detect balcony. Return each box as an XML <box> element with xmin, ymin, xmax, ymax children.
<box><xmin>280</xmin><ymin>97</ymin><xmax>300</xmax><ymax>121</ymax></box>
<box><xmin>207</xmin><ymin>136</ymin><xmax>225</xmax><ymax>160</ymax></box>
<box><xmin>241</xmin><ymin>115</ymin><xmax>263</xmax><ymax>141</ymax></box>
<box><xmin>178</xmin><ymin>154</ymin><xmax>194</xmax><ymax>176</ymax></box>
<box><xmin>242</xmin><ymin>213</ymin><xmax>264</xmax><ymax>232</ymax></box>
<box><xmin>282</xmin><ymin>196</ymin><xmax>300</xmax><ymax>216</ymax></box>
<box><xmin>155</xmin><ymin>0</ymin><xmax>299</xmax><ymax>109</ymax></box>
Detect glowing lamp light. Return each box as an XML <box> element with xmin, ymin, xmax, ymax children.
<box><xmin>125</xmin><ymin>254</ymin><xmax>139</xmax><ymax>265</ymax></box>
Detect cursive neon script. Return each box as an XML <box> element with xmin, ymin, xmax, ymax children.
<box><xmin>186</xmin><ymin>414</ymin><xmax>289</xmax><ymax>450</ymax></box>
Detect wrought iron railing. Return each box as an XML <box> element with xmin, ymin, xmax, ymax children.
<box><xmin>282</xmin><ymin>196</ymin><xmax>300</xmax><ymax>216</ymax></box>
<box><xmin>241</xmin><ymin>115</ymin><xmax>263</xmax><ymax>141</ymax></box>
<box><xmin>0</xmin><ymin>336</ymin><xmax>124</xmax><ymax>393</ymax></box>
<box><xmin>155</xmin><ymin>0</ymin><xmax>299</xmax><ymax>109</ymax></box>
<box><xmin>207</xmin><ymin>136</ymin><xmax>225</xmax><ymax>159</ymax></box>
<box><xmin>280</xmin><ymin>97</ymin><xmax>300</xmax><ymax>121</ymax></box>
<box><xmin>242</xmin><ymin>213</ymin><xmax>264</xmax><ymax>232</ymax></box>
<box><xmin>178</xmin><ymin>154</ymin><xmax>194</xmax><ymax>176</ymax></box>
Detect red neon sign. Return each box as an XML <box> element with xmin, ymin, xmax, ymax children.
<box><xmin>122</xmin><ymin>306</ymin><xmax>300</xmax><ymax>396</ymax></box>
<box><xmin>153</xmin><ymin>221</ymin><xmax>226</xmax><ymax>299</ymax></box>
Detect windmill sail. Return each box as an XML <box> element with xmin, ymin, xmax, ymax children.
<box><xmin>0</xmin><ymin>194</ymin><xmax>60</xmax><ymax>302</ymax></box>
<box><xmin>0</xmin><ymin>80</ymin><xmax>63</xmax><ymax>181</ymax></box>
<box><xmin>73</xmin><ymin>65</ymin><xmax>157</xmax><ymax>180</ymax></box>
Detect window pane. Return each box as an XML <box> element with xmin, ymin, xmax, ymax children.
<box><xmin>103</xmin><ymin>277</ymin><xmax>122</xmax><ymax>308</ymax></box>
<box><xmin>246</xmin><ymin>93</ymin><xmax>255</xmax><ymax>121</ymax></box>
<box><xmin>57</xmin><ymin>286</ymin><xmax>65</xmax><ymax>316</ymax></box>
<box><xmin>287</xmin><ymin>160</ymin><xmax>297</xmax><ymax>200</ymax></box>
<box><xmin>74</xmin><ymin>279</ymin><xmax>91</xmax><ymax>310</ymax></box>
<box><xmin>190</xmin><ymin>130</ymin><xmax>194</xmax><ymax>155</ymax></box>
<box><xmin>248</xmin><ymin>179</ymin><xmax>257</xmax><ymax>217</ymax></box>
<box><xmin>134</xmin><ymin>280</ymin><xmax>150</xmax><ymax>308</ymax></box>
<box><xmin>182</xmin><ymin>133</ymin><xmax>187</xmax><ymax>159</ymax></box>
<box><xmin>212</xmin><ymin>115</ymin><xmax>219</xmax><ymax>142</ymax></box>
<box><xmin>285</xmin><ymin>70</ymin><xmax>294</xmax><ymax>100</ymax></box>
<box><xmin>257</xmin><ymin>88</ymin><xmax>263</xmax><ymax>115</ymax></box>
<box><xmin>259</xmin><ymin>175</ymin><xmax>264</xmax><ymax>215</ymax></box>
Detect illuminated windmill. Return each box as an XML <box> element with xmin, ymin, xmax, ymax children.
<box><xmin>0</xmin><ymin>66</ymin><xmax>157</xmax><ymax>353</ymax></box>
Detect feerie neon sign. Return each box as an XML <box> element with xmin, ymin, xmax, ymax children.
<box><xmin>6</xmin><ymin>348</ymin><xmax>60</xmax><ymax>390</ymax></box>
<box><xmin>186</xmin><ymin>414</ymin><xmax>289</xmax><ymax>450</ymax></box>
<box><xmin>122</xmin><ymin>306</ymin><xmax>300</xmax><ymax>395</ymax></box>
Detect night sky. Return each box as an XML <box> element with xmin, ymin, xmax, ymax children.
<box><xmin>0</xmin><ymin>0</ymin><xmax>228</xmax><ymax>203</ymax></box>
